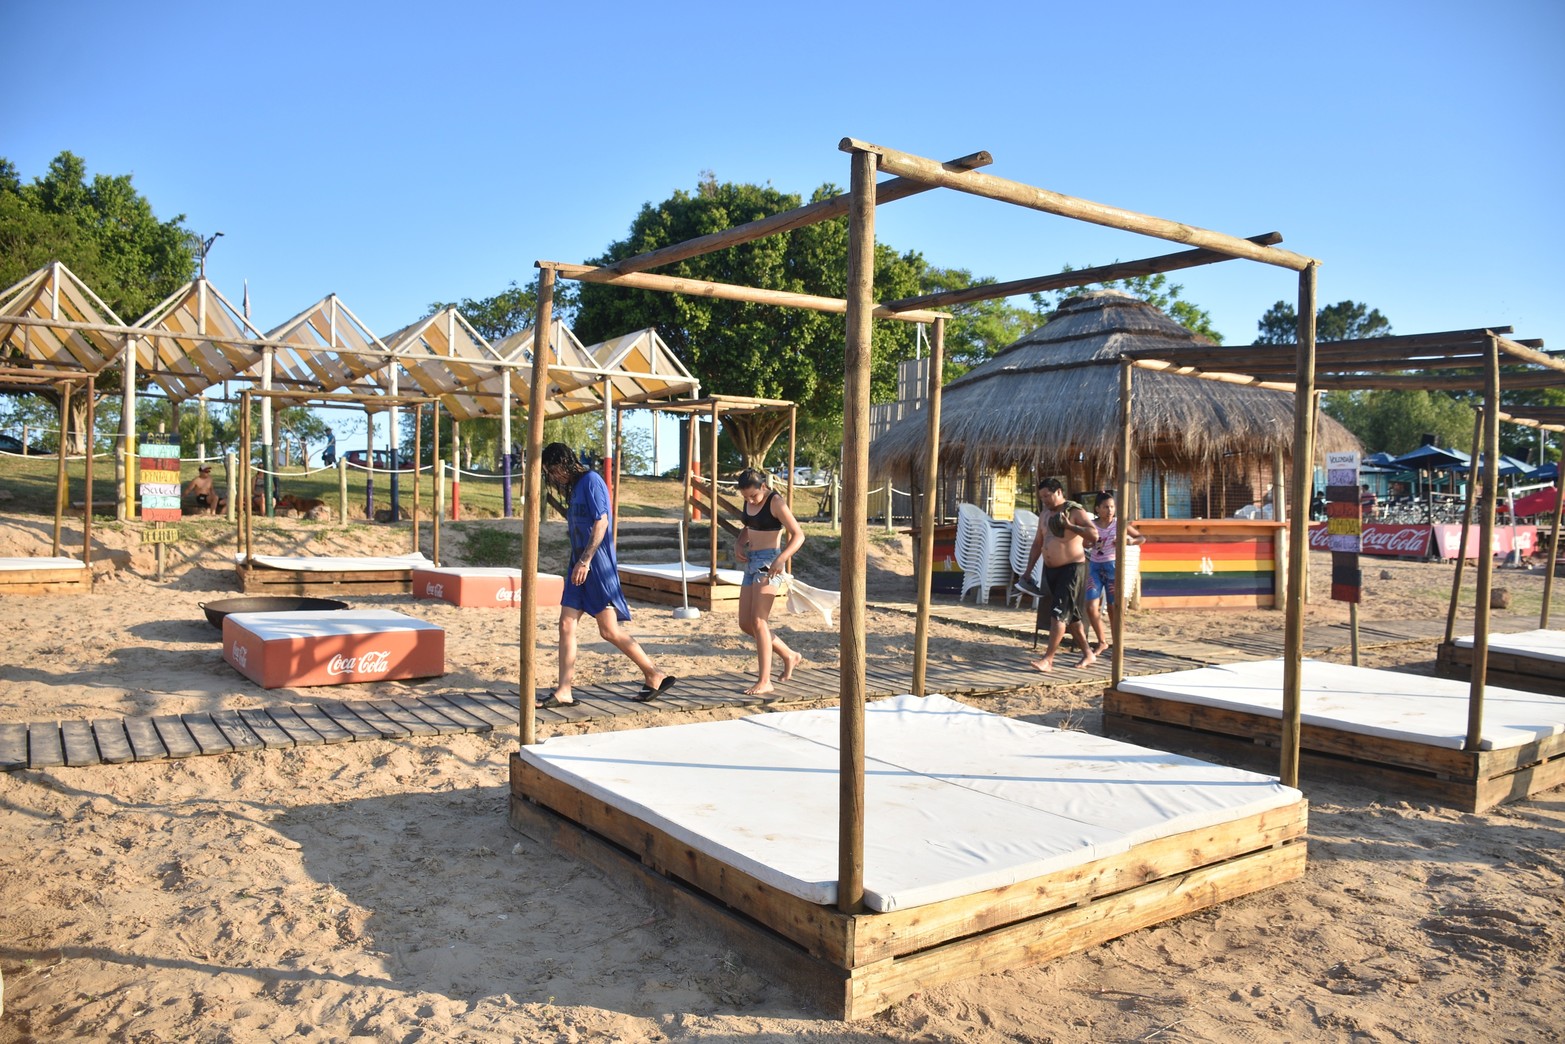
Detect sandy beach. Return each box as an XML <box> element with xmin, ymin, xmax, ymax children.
<box><xmin>1</xmin><ymin>510</ymin><xmax>1562</xmax><ymax>1043</ymax></box>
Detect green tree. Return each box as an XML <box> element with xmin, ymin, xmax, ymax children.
<box><xmin>1030</xmin><ymin>270</ymin><xmax>1225</xmax><ymax>343</ymax></box>
<box><xmin>0</xmin><ymin>151</ymin><xmax>197</xmax><ymax>452</ymax></box>
<box><xmin>916</xmin><ymin>267</ymin><xmax>1038</xmax><ymax>377</ymax></box>
<box><xmin>1254</xmin><ymin>299</ymin><xmax>1391</xmax><ymax>344</ymax></box>
<box><xmin>572</xmin><ymin>174</ymin><xmax>926</xmax><ymax>469</ymax></box>
<box><xmin>1321</xmin><ymin>388</ymin><xmax>1473</xmax><ymax>456</ymax></box>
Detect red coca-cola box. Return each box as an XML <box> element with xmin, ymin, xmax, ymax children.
<box><xmin>223</xmin><ymin>609</ymin><xmax>445</xmax><ymax>690</ymax></box>
<box><xmin>412</xmin><ymin>567</ymin><xmax>563</xmax><ymax>608</ymax></box>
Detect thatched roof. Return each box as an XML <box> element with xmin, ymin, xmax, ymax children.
<box><xmin>869</xmin><ymin>290</ymin><xmax>1359</xmax><ymax>478</ymax></box>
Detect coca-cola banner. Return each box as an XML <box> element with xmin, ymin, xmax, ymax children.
<box><xmin>1308</xmin><ymin>523</ymin><xmax>1538</xmax><ymax>559</ymax></box>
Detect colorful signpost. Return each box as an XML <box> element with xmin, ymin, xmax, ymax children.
<box><xmin>1324</xmin><ymin>451</ymin><xmax>1362</xmax><ymax>603</ymax></box>
<box><xmin>138</xmin><ymin>437</ymin><xmax>181</xmax><ymax>570</ymax></box>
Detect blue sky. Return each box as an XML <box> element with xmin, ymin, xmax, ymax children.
<box><xmin>4</xmin><ymin>1</ymin><xmax>1562</xmax><ymax>459</ymax></box>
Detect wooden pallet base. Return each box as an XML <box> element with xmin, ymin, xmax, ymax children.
<box><xmin>0</xmin><ymin>568</ymin><xmax>90</xmax><ymax>595</ymax></box>
<box><xmin>1103</xmin><ymin>687</ymin><xmax>1565</xmax><ymax>813</ymax></box>
<box><xmin>617</xmin><ymin>569</ymin><xmax>742</xmax><ymax>612</ymax></box>
<box><xmin>1436</xmin><ymin>642</ymin><xmax>1565</xmax><ymax>697</ymax></box>
<box><xmin>508</xmin><ymin>753</ymin><xmax>1308</xmax><ymax>1020</ymax></box>
<box><xmin>236</xmin><ymin>564</ymin><xmax>412</xmax><ymax>596</ymax></box>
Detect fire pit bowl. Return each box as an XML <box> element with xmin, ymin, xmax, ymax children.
<box><xmin>198</xmin><ymin>596</ymin><xmax>350</xmax><ymax>630</ymax></box>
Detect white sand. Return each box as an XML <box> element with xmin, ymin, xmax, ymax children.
<box><xmin>1</xmin><ymin>512</ymin><xmax>1562</xmax><ymax>1042</ymax></box>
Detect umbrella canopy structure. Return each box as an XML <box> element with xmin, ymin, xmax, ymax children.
<box><xmin>1389</xmin><ymin>443</ymin><xmax>1470</xmax><ymax>470</ymax></box>
<box><xmin>868</xmin><ymin>290</ymin><xmax>1358</xmax><ymax>504</ymax></box>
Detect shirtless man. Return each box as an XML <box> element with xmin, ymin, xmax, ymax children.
<box><xmin>1025</xmin><ymin>477</ymin><xmax>1099</xmax><ymax>672</ymax></box>
<box><xmin>184</xmin><ymin>466</ymin><xmax>222</xmax><ymax>515</ymax></box>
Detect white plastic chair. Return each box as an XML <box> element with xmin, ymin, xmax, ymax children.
<box><xmin>957</xmin><ymin>503</ymin><xmax>1012</xmax><ymax>604</ymax></box>
<box><xmin>1008</xmin><ymin>509</ymin><xmax>1040</xmax><ymax>608</ymax></box>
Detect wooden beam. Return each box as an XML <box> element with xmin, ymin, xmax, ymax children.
<box><xmin>598</xmin><ymin>151</ymin><xmax>992</xmax><ymax>277</ymax></box>
<box><xmin>547</xmin><ymin>262</ymin><xmax>945</xmax><ymax>324</ymax></box>
<box><xmin>840</xmin><ymin>138</ymin><xmax>1317</xmax><ymax>271</ymax></box>
<box><xmin>883</xmin><ymin>233</ymin><xmax>1284</xmax><ymax>312</ymax></box>
<box><xmin>912</xmin><ymin>318</ymin><xmax>945</xmax><ymax>697</ymax></box>
<box><xmin>1281</xmin><ymin>263</ymin><xmax>1318</xmax><ymax>789</ymax></box>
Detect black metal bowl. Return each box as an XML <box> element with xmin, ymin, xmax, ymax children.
<box><xmin>198</xmin><ymin>596</ymin><xmax>349</xmax><ymax>630</ymax></box>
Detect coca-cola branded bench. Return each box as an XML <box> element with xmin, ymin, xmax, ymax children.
<box><xmin>223</xmin><ymin>609</ymin><xmax>445</xmax><ymax>690</ymax></box>
<box><xmin>411</xmin><ymin>567</ymin><xmax>564</xmax><ymax>609</ymax></box>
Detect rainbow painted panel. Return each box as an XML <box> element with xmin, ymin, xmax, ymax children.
<box><xmin>1139</xmin><ymin>537</ymin><xmax>1276</xmax><ymax>598</ymax></box>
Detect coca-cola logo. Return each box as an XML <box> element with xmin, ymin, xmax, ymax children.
<box><xmin>329</xmin><ymin>650</ymin><xmax>392</xmax><ymax>676</ymax></box>
<box><xmin>425</xmin><ymin>583</ymin><xmax>444</xmax><ymax>598</ymax></box>
<box><xmin>1360</xmin><ymin>526</ymin><xmax>1430</xmax><ymax>554</ymax></box>
<box><xmin>496</xmin><ymin>587</ymin><xmax>522</xmax><ymax>602</ymax></box>
<box><xmin>231</xmin><ymin>643</ymin><xmax>248</xmax><ymax>667</ymax></box>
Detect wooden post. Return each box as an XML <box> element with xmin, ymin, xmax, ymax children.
<box><xmin>121</xmin><ymin>335</ymin><xmax>136</xmax><ymax>522</ymax></box>
<box><xmin>1112</xmin><ymin>361</ymin><xmax>1132</xmax><ymax>687</ymax></box>
<box><xmin>1466</xmin><ymin>338</ymin><xmax>1502</xmax><ymax>752</ymax></box>
<box><xmin>434</xmin><ymin>462</ymin><xmax>445</xmax><ymax>566</ymax></box>
<box><xmin>1280</xmin><ymin>264</ymin><xmax>1318</xmax><ymax>790</ymax></box>
<box><xmin>838</xmin><ymin>146</ymin><xmax>876</xmax><ymax>915</ymax></box>
<box><xmin>1542</xmin><ymin>468</ymin><xmax>1561</xmax><ymax>629</ymax></box>
<box><xmin>520</xmin><ymin>267</ymin><xmax>555</xmax><ymax>747</ymax></box>
<box><xmin>52</xmin><ymin>381</ymin><xmax>69</xmax><ymax>556</ymax></box>
<box><xmin>411</xmin><ymin>404</ymin><xmax>422</xmax><ymax>555</ymax></box>
<box><xmin>708</xmin><ymin>401</ymin><xmax>720</xmax><ymax>579</ymax></box>
<box><xmin>336</xmin><ymin>458</ymin><xmax>346</xmax><ymax>528</ymax></box>
<box><xmin>682</xmin><ymin>415</ymin><xmax>696</xmax><ymax>533</ymax></box>
<box><xmin>240</xmin><ymin>391</ymin><xmax>253</xmax><ymax>563</ymax></box>
<box><xmin>912</xmin><ymin>318</ymin><xmax>946</xmax><ymax>698</ymax></box>
<box><xmin>1444</xmin><ymin>407</ymin><xmax>1486</xmax><ymax>645</ymax></box>
<box><xmin>787</xmin><ymin>404</ymin><xmax>798</xmax><ymax>510</ymax></box>
<box><xmin>226</xmin><ymin>450</ymin><xmax>237</xmax><ymax>524</ymax></box>
<box><xmin>612</xmin><ymin>404</ymin><xmax>624</xmax><ymax>550</ymax></box>
<box><xmin>83</xmin><ymin>375</ymin><xmax>94</xmax><ymax>567</ymax></box>
<box><xmin>1272</xmin><ymin>445</ymin><xmax>1287</xmax><ymax>608</ymax></box>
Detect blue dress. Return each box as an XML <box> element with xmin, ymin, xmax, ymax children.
<box><xmin>561</xmin><ymin>470</ymin><xmax>631</xmax><ymax>621</ymax></box>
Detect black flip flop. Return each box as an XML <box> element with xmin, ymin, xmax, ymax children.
<box><xmin>539</xmin><ymin>691</ymin><xmax>575</xmax><ymax>709</ymax></box>
<box><xmin>631</xmin><ymin>676</ymin><xmax>678</xmax><ymax>703</ymax></box>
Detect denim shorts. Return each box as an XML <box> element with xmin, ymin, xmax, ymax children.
<box><xmin>743</xmin><ymin>546</ymin><xmax>781</xmax><ymax>587</ymax></box>
<box><xmin>1086</xmin><ymin>558</ymin><xmax>1116</xmax><ymax>603</ymax></box>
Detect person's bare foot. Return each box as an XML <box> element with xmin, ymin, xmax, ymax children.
<box><xmin>745</xmin><ymin>681</ymin><xmax>775</xmax><ymax>696</ymax></box>
<box><xmin>780</xmin><ymin>649</ymin><xmax>803</xmax><ymax>681</ymax></box>
<box><xmin>1077</xmin><ymin>647</ymin><xmax>1098</xmax><ymax>669</ymax></box>
<box><xmin>1029</xmin><ymin>657</ymin><xmax>1053</xmax><ymax>673</ymax></box>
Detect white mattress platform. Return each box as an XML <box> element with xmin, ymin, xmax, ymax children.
<box><xmin>1106</xmin><ymin>658</ymin><xmax>1565</xmax><ymax>811</ymax></box>
<box><xmin>510</xmin><ymin>693</ymin><xmax>1307</xmax><ymax>1018</ymax></box>
<box><xmin>235</xmin><ymin>552</ymin><xmax>429</xmax><ymax>596</ymax></box>
<box><xmin>1440</xmin><ymin>628</ymin><xmax>1565</xmax><ymax>697</ymax></box>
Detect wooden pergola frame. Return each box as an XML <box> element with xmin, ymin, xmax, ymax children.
<box><xmin>1118</xmin><ymin>329</ymin><xmax>1565</xmax><ymax>761</ymax></box>
<box><xmin>513</xmin><ymin>138</ymin><xmax>1326</xmax><ymax>917</ymax></box>
<box><xmin>0</xmin><ymin>364</ymin><xmax>96</xmax><ymax>567</ymax></box>
<box><xmin>606</xmin><ymin>394</ymin><xmax>797</xmax><ymax>572</ymax></box>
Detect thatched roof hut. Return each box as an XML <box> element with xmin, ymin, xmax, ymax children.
<box><xmin>869</xmin><ymin>290</ymin><xmax>1359</xmax><ymax>516</ymax></box>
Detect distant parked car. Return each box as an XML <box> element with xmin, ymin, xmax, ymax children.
<box><xmin>342</xmin><ymin>449</ymin><xmax>414</xmax><ymax>472</ymax></box>
<box><xmin>0</xmin><ymin>434</ymin><xmax>47</xmax><ymax>455</ymax></box>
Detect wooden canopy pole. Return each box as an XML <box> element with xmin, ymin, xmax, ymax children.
<box><xmin>52</xmin><ymin>379</ymin><xmax>70</xmax><ymax>556</ymax></box>
<box><xmin>550</xmin><ymin>262</ymin><xmax>944</xmax><ymax>324</ymax></box>
<box><xmin>838</xmin><ymin>146</ymin><xmax>876</xmax><ymax>914</ymax></box>
<box><xmin>1273</xmin><ymin>444</ymin><xmax>1288</xmax><ymax>608</ymax></box>
<box><xmin>841</xmin><ymin>138</ymin><xmax>1317</xmax><ymax>272</ymax></box>
<box><xmin>1466</xmin><ymin>338</ymin><xmax>1502</xmax><ymax>751</ymax></box>
<box><xmin>1543</xmin><ymin>476</ymin><xmax>1562</xmax><ymax>629</ymax></box>
<box><xmin>1112</xmin><ymin>360</ymin><xmax>1132</xmax><ymax>686</ymax></box>
<box><xmin>519</xmin><ymin>267</ymin><xmax>555</xmax><ymax>747</ymax></box>
<box><xmin>708</xmin><ymin>401</ymin><xmax>720</xmax><ymax>579</ymax></box>
<box><xmin>884</xmin><ymin>233</ymin><xmax>1284</xmax><ymax>313</ymax></box>
<box><xmin>83</xmin><ymin>375</ymin><xmax>95</xmax><ymax>567</ymax></box>
<box><xmin>1280</xmin><ymin>263</ymin><xmax>1319</xmax><ymax>789</ymax></box>
<box><xmin>912</xmin><ymin>317</ymin><xmax>946</xmax><ymax>697</ymax></box>
<box><xmin>240</xmin><ymin>391</ymin><xmax>253</xmax><ymax>563</ymax></box>
<box><xmin>1444</xmin><ymin>407</ymin><xmax>1486</xmax><ymax>645</ymax></box>
<box><xmin>787</xmin><ymin>405</ymin><xmax>797</xmax><ymax>509</ymax></box>
<box><xmin>597</xmin><ymin>151</ymin><xmax>990</xmax><ymax>277</ymax></box>
<box><xmin>432</xmin><ymin>407</ymin><xmax>441</xmax><ymax>565</ymax></box>
<box><xmin>682</xmin><ymin>415</ymin><xmax>696</xmax><ymax>532</ymax></box>
<box><xmin>411</xmin><ymin>404</ymin><xmax>422</xmax><ymax>555</ymax></box>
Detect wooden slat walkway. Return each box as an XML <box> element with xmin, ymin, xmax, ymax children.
<box><xmin>0</xmin><ymin>606</ymin><xmax>1510</xmax><ymax>773</ymax></box>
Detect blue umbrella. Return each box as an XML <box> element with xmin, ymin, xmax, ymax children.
<box><xmin>1454</xmin><ymin>453</ymin><xmax>1534</xmax><ymax>477</ymax></box>
<box><xmin>1389</xmin><ymin>444</ymin><xmax>1470</xmax><ymax>470</ymax></box>
<box><xmin>1539</xmin><ymin>462</ymin><xmax>1559</xmax><ymax>481</ymax></box>
<box><xmin>1364</xmin><ymin>452</ymin><xmax>1398</xmax><ymax>467</ymax></box>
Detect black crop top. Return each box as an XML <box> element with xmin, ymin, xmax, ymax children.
<box><xmin>742</xmin><ymin>489</ymin><xmax>783</xmax><ymax>531</ymax></box>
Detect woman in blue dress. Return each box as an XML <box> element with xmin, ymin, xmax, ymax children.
<box><xmin>540</xmin><ymin>442</ymin><xmax>675</xmax><ymax>706</ymax></box>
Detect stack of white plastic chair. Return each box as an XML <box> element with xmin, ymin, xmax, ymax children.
<box><xmin>1008</xmin><ymin>508</ymin><xmax>1042</xmax><ymax>608</ymax></box>
<box><xmin>956</xmin><ymin>503</ymin><xmax>1012</xmax><ymax>604</ymax></box>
